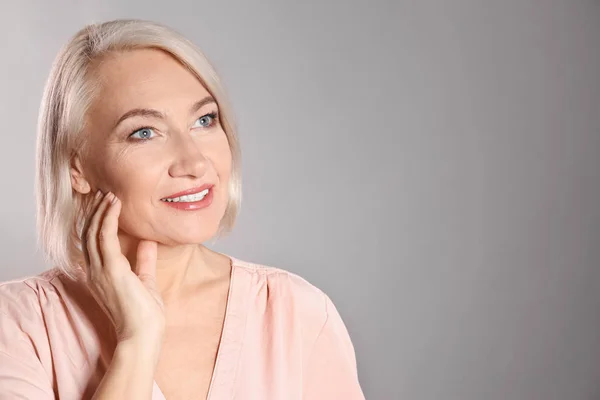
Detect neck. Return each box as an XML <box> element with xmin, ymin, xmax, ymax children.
<box><xmin>117</xmin><ymin>234</ymin><xmax>228</xmax><ymax>302</ymax></box>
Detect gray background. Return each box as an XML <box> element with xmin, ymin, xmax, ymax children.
<box><xmin>1</xmin><ymin>1</ymin><xmax>599</xmax><ymax>399</ymax></box>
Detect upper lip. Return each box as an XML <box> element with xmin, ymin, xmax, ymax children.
<box><xmin>162</xmin><ymin>184</ymin><xmax>214</xmax><ymax>200</ymax></box>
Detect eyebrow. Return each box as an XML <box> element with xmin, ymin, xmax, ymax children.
<box><xmin>113</xmin><ymin>96</ymin><xmax>217</xmax><ymax>129</ymax></box>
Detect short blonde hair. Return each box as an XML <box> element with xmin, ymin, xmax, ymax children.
<box><xmin>35</xmin><ymin>19</ymin><xmax>242</xmax><ymax>278</ymax></box>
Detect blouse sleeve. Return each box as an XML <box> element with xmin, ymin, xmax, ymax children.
<box><xmin>303</xmin><ymin>294</ymin><xmax>365</xmax><ymax>400</ymax></box>
<box><xmin>0</xmin><ymin>284</ymin><xmax>54</xmax><ymax>399</ymax></box>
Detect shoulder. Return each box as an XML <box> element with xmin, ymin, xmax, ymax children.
<box><xmin>230</xmin><ymin>256</ymin><xmax>331</xmax><ymax>337</ymax></box>
<box><xmin>229</xmin><ymin>256</ymin><xmax>362</xmax><ymax>395</ymax></box>
<box><xmin>0</xmin><ymin>271</ymin><xmax>62</xmax><ymax>397</ymax></box>
<box><xmin>0</xmin><ymin>269</ymin><xmax>64</xmax><ymax>356</ymax></box>
<box><xmin>231</xmin><ymin>256</ymin><xmax>329</xmax><ymax>307</ymax></box>
<box><xmin>0</xmin><ymin>269</ymin><xmax>63</xmax><ymax>315</ymax></box>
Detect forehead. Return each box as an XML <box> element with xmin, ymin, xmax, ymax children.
<box><xmin>89</xmin><ymin>48</ymin><xmax>211</xmax><ymax>117</ymax></box>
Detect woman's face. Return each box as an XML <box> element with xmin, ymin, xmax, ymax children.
<box><xmin>75</xmin><ymin>48</ymin><xmax>232</xmax><ymax>246</ymax></box>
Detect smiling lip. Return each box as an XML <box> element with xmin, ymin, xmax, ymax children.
<box><xmin>161</xmin><ymin>184</ymin><xmax>215</xmax><ymax>211</ymax></box>
<box><xmin>162</xmin><ymin>184</ymin><xmax>214</xmax><ymax>200</ymax></box>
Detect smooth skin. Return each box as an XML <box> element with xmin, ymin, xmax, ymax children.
<box><xmin>70</xmin><ymin>48</ymin><xmax>234</xmax><ymax>399</ymax></box>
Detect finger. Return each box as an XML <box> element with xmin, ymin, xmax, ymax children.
<box><xmin>81</xmin><ymin>191</ymin><xmax>105</xmax><ymax>269</ymax></box>
<box><xmin>136</xmin><ymin>240</ymin><xmax>158</xmax><ymax>290</ymax></box>
<box><xmin>86</xmin><ymin>192</ymin><xmax>116</xmax><ymax>275</ymax></box>
<box><xmin>98</xmin><ymin>195</ymin><xmax>123</xmax><ymax>264</ymax></box>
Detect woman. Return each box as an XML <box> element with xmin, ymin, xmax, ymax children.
<box><xmin>0</xmin><ymin>19</ymin><xmax>364</xmax><ymax>400</ymax></box>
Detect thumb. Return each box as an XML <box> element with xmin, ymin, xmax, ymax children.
<box><xmin>135</xmin><ymin>240</ymin><xmax>158</xmax><ymax>290</ymax></box>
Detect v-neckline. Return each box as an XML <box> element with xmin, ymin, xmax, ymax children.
<box><xmin>152</xmin><ymin>255</ymin><xmax>247</xmax><ymax>400</ymax></box>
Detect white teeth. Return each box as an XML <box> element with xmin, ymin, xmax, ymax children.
<box><xmin>163</xmin><ymin>188</ymin><xmax>209</xmax><ymax>203</ymax></box>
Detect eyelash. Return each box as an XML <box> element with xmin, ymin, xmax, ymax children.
<box><xmin>127</xmin><ymin>112</ymin><xmax>219</xmax><ymax>141</ymax></box>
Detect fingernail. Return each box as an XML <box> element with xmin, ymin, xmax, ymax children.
<box><xmin>95</xmin><ymin>190</ymin><xmax>101</xmax><ymax>198</ymax></box>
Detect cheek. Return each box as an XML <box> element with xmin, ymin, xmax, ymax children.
<box><xmin>100</xmin><ymin>148</ymin><xmax>162</xmax><ymax>202</ymax></box>
<box><xmin>106</xmin><ymin>156</ymin><xmax>163</xmax><ymax>236</ymax></box>
<box><xmin>213</xmin><ymin>136</ymin><xmax>233</xmax><ymax>182</ymax></box>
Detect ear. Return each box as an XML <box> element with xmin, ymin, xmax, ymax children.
<box><xmin>70</xmin><ymin>154</ymin><xmax>92</xmax><ymax>195</ymax></box>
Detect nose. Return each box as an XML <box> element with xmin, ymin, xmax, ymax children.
<box><xmin>167</xmin><ymin>133</ymin><xmax>209</xmax><ymax>179</ymax></box>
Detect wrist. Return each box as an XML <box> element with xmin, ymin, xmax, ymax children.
<box><xmin>116</xmin><ymin>334</ymin><xmax>163</xmax><ymax>365</ymax></box>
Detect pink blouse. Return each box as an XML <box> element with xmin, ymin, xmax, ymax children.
<box><xmin>0</xmin><ymin>256</ymin><xmax>364</xmax><ymax>399</ymax></box>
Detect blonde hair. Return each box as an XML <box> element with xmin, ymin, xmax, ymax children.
<box><xmin>35</xmin><ymin>19</ymin><xmax>242</xmax><ymax>278</ymax></box>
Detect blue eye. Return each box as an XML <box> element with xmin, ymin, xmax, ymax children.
<box><xmin>129</xmin><ymin>127</ymin><xmax>156</xmax><ymax>140</ymax></box>
<box><xmin>193</xmin><ymin>112</ymin><xmax>217</xmax><ymax>128</ymax></box>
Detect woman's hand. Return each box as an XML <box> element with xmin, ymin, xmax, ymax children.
<box><xmin>82</xmin><ymin>190</ymin><xmax>165</xmax><ymax>346</ymax></box>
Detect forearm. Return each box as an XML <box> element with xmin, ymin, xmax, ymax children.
<box><xmin>92</xmin><ymin>338</ymin><xmax>161</xmax><ymax>400</ymax></box>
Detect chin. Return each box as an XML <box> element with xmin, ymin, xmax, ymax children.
<box><xmin>127</xmin><ymin>207</ymin><xmax>226</xmax><ymax>244</ymax></box>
